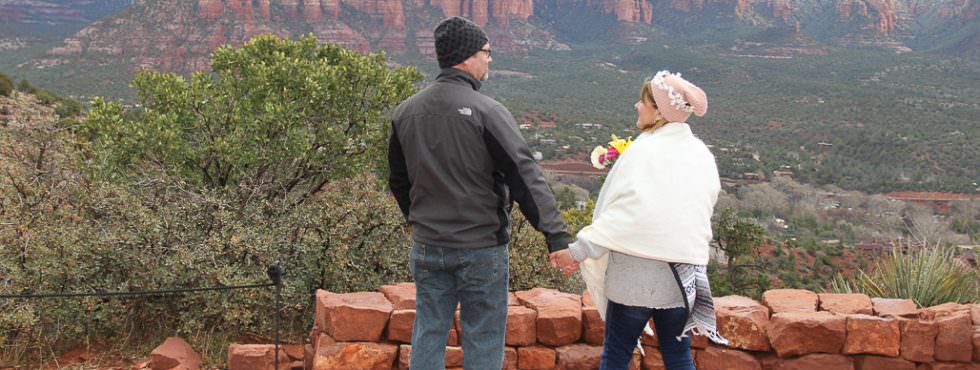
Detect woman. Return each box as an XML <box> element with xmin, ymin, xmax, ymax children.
<box><xmin>560</xmin><ymin>70</ymin><xmax>727</xmax><ymax>370</ymax></box>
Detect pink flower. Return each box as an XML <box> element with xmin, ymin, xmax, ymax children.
<box><xmin>605</xmin><ymin>146</ymin><xmax>619</xmax><ymax>162</ymax></box>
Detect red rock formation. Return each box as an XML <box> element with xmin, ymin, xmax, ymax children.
<box><xmin>429</xmin><ymin>0</ymin><xmax>465</xmax><ymax>20</ymax></box>
<box><xmin>838</xmin><ymin>0</ymin><xmax>898</xmax><ymax>35</ymax></box>
<box><xmin>304</xmin><ymin>0</ymin><xmax>323</xmax><ymax>20</ymax></box>
<box><xmin>424</xmin><ymin>0</ymin><xmax>533</xmax><ymax>26</ymax></box>
<box><xmin>345</xmin><ymin>0</ymin><xmax>406</xmax><ymax>29</ymax></box>
<box><xmin>198</xmin><ymin>0</ymin><xmax>224</xmax><ymax>20</ymax></box>
<box><xmin>257</xmin><ymin>0</ymin><xmax>271</xmax><ymax>19</ymax></box>
<box><xmin>493</xmin><ymin>0</ymin><xmax>534</xmax><ymax>26</ymax></box>
<box><xmin>772</xmin><ymin>0</ymin><xmax>793</xmax><ymax>22</ymax></box>
<box><xmin>378</xmin><ymin>0</ymin><xmax>406</xmax><ymax>28</ymax></box>
<box><xmin>591</xmin><ymin>0</ymin><xmax>653</xmax><ymax>24</ymax></box>
<box><xmin>471</xmin><ymin>0</ymin><xmax>491</xmax><ymax>25</ymax></box>
<box><xmin>312</xmin><ymin>23</ymin><xmax>372</xmax><ymax>54</ymax></box>
<box><xmin>737</xmin><ymin>0</ymin><xmax>753</xmax><ymax>17</ymax></box>
<box><xmin>322</xmin><ymin>0</ymin><xmax>341</xmax><ymax>18</ymax></box>
<box><xmin>280</xmin><ymin>0</ymin><xmax>300</xmax><ymax>18</ymax></box>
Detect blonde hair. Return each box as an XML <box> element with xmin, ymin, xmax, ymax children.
<box><xmin>639</xmin><ymin>81</ymin><xmax>669</xmax><ymax>132</ymax></box>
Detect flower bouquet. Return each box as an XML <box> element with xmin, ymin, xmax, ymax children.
<box><xmin>590</xmin><ymin>134</ymin><xmax>632</xmax><ymax>169</ymax></box>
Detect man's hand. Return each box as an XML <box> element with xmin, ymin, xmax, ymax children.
<box><xmin>549</xmin><ymin>249</ymin><xmax>579</xmax><ymax>276</ymax></box>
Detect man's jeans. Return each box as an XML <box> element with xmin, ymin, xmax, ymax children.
<box><xmin>409</xmin><ymin>242</ymin><xmax>509</xmax><ymax>370</ymax></box>
<box><xmin>600</xmin><ymin>301</ymin><xmax>694</xmax><ymax>370</ymax></box>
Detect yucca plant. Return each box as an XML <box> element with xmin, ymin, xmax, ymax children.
<box><xmin>831</xmin><ymin>242</ymin><xmax>978</xmax><ymax>307</ymax></box>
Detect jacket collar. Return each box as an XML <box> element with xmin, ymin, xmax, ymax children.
<box><xmin>436</xmin><ymin>68</ymin><xmax>482</xmax><ymax>91</ymax></box>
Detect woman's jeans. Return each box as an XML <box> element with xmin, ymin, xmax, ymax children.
<box><xmin>600</xmin><ymin>300</ymin><xmax>694</xmax><ymax>370</ymax></box>
<box><xmin>409</xmin><ymin>242</ymin><xmax>509</xmax><ymax>370</ymax></box>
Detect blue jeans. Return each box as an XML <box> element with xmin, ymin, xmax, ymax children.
<box><xmin>600</xmin><ymin>301</ymin><xmax>694</xmax><ymax>370</ymax></box>
<box><xmin>409</xmin><ymin>242</ymin><xmax>509</xmax><ymax>370</ymax></box>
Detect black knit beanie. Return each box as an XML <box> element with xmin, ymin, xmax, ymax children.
<box><xmin>434</xmin><ymin>16</ymin><xmax>489</xmax><ymax>69</ymax></box>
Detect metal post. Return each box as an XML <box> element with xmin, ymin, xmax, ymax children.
<box><xmin>267</xmin><ymin>265</ymin><xmax>283</xmax><ymax>370</ymax></box>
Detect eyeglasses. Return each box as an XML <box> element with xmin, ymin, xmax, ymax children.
<box><xmin>479</xmin><ymin>48</ymin><xmax>492</xmax><ymax>57</ymax></box>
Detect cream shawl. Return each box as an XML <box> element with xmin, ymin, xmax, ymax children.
<box><xmin>578</xmin><ymin>122</ymin><xmax>725</xmax><ymax>344</ymax></box>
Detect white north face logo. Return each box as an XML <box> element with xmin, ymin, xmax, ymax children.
<box><xmin>457</xmin><ymin>107</ymin><xmax>473</xmax><ymax>116</ymax></box>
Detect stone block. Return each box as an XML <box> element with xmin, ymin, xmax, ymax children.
<box><xmin>506</xmin><ymin>305</ymin><xmax>537</xmax><ymax>346</ymax></box>
<box><xmin>900</xmin><ymin>318</ymin><xmax>938</xmax><ymax>362</ymax></box>
<box><xmin>555</xmin><ymin>344</ymin><xmax>601</xmax><ymax>370</ymax></box>
<box><xmin>694</xmin><ymin>346</ymin><xmax>761</xmax><ymax>370</ymax></box>
<box><xmin>715</xmin><ymin>295</ymin><xmax>772</xmax><ymax>351</ymax></box>
<box><xmin>518</xmin><ymin>346</ymin><xmax>556</xmax><ymax>369</ymax></box>
<box><xmin>516</xmin><ymin>288</ymin><xmax>583</xmax><ymax>346</ymax></box>
<box><xmin>228</xmin><ymin>344</ymin><xmax>288</xmax><ymax>370</ymax></box>
<box><xmin>762</xmin><ymin>289</ymin><xmax>818</xmax><ymax>314</ymax></box>
<box><xmin>819</xmin><ymin>293</ymin><xmax>874</xmax><ymax>315</ymax></box>
<box><xmin>779</xmin><ymin>353</ymin><xmax>854</xmax><ymax>370</ymax></box>
<box><xmin>379</xmin><ymin>282</ymin><xmax>416</xmax><ymax>310</ymax></box>
<box><xmin>872</xmin><ymin>298</ymin><xmax>918</xmax><ymax>317</ymax></box>
<box><xmin>311</xmin><ymin>342</ymin><xmax>397</xmax><ymax>370</ymax></box>
<box><xmin>152</xmin><ymin>337</ymin><xmax>202</xmax><ymax>370</ymax></box>
<box><xmin>504</xmin><ymin>346</ymin><xmax>517</xmax><ymax>370</ymax></box>
<box><xmin>386</xmin><ymin>309</ymin><xmax>414</xmax><ymax>343</ymax></box>
<box><xmin>844</xmin><ymin>314</ymin><xmax>900</xmax><ymax>356</ymax></box>
<box><xmin>315</xmin><ymin>290</ymin><xmax>392</xmax><ymax>342</ymax></box>
<box><xmin>768</xmin><ymin>311</ymin><xmax>846</xmax><ymax>357</ymax></box>
<box><xmin>934</xmin><ymin>312</ymin><xmax>972</xmax><ymax>362</ymax></box>
<box><xmin>853</xmin><ymin>355</ymin><xmax>915</xmax><ymax>370</ymax></box>
<box><xmin>582</xmin><ymin>306</ymin><xmax>604</xmax><ymax>345</ymax></box>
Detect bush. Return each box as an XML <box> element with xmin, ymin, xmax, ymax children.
<box><xmin>832</xmin><ymin>243</ymin><xmax>978</xmax><ymax>306</ymax></box>
<box><xmin>0</xmin><ymin>72</ymin><xmax>12</xmax><ymax>97</ymax></box>
<box><xmin>0</xmin><ymin>119</ymin><xmax>587</xmax><ymax>364</ymax></box>
<box><xmin>16</xmin><ymin>79</ymin><xmax>34</xmax><ymax>94</ymax></box>
<box><xmin>509</xmin><ymin>201</ymin><xmax>592</xmax><ymax>293</ymax></box>
<box><xmin>2</xmin><ymin>35</ymin><xmax>425</xmax><ymax>365</ymax></box>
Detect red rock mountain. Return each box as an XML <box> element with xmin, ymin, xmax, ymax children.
<box><xmin>0</xmin><ymin>1</ymin><xmax>84</xmax><ymax>23</ymax></box>
<box><xmin>27</xmin><ymin>0</ymin><xmax>979</xmax><ymax>74</ymax></box>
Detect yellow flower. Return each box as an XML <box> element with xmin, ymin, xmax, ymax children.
<box><xmin>608</xmin><ymin>134</ymin><xmax>632</xmax><ymax>155</ymax></box>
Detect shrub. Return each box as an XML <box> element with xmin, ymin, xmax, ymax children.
<box><xmin>16</xmin><ymin>79</ymin><xmax>34</xmax><ymax>94</ymax></box>
<box><xmin>2</xmin><ymin>35</ymin><xmax>425</xmax><ymax>365</ymax></box>
<box><xmin>0</xmin><ymin>72</ymin><xmax>12</xmax><ymax>97</ymax></box>
<box><xmin>832</xmin><ymin>243</ymin><xmax>978</xmax><ymax>306</ymax></box>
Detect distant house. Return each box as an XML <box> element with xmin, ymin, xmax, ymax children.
<box><xmin>538</xmin><ymin>120</ymin><xmax>556</xmax><ymax>128</ymax></box>
<box><xmin>854</xmin><ymin>238</ymin><xmax>924</xmax><ymax>255</ymax></box>
<box><xmin>743</xmin><ymin>172</ymin><xmax>766</xmax><ymax>182</ymax></box>
<box><xmin>772</xmin><ymin>170</ymin><xmax>794</xmax><ymax>178</ymax></box>
<box><xmin>884</xmin><ymin>192</ymin><xmax>980</xmax><ymax>215</ymax></box>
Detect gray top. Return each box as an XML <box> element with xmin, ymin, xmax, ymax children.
<box><xmin>569</xmin><ymin>239</ymin><xmax>685</xmax><ymax>309</ymax></box>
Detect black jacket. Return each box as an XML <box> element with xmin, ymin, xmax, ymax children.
<box><xmin>388</xmin><ymin>68</ymin><xmax>571</xmax><ymax>252</ymax></box>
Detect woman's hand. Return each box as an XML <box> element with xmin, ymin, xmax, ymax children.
<box><xmin>549</xmin><ymin>249</ymin><xmax>580</xmax><ymax>276</ymax></box>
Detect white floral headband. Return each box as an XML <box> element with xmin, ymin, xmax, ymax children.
<box><xmin>651</xmin><ymin>70</ymin><xmax>695</xmax><ymax>113</ymax></box>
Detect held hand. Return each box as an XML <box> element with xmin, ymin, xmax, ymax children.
<box><xmin>549</xmin><ymin>250</ymin><xmax>580</xmax><ymax>276</ymax></box>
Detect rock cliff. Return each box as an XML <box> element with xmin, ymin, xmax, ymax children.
<box><xmin>25</xmin><ymin>0</ymin><xmax>979</xmax><ymax>74</ymax></box>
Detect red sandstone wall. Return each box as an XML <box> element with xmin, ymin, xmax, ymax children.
<box><xmin>228</xmin><ymin>285</ymin><xmax>980</xmax><ymax>369</ymax></box>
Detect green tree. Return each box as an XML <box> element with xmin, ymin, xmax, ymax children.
<box><xmin>1</xmin><ymin>36</ymin><xmax>423</xmax><ymax>365</ymax></box>
<box><xmin>0</xmin><ymin>71</ymin><xmax>12</xmax><ymax>97</ymax></box>
<box><xmin>712</xmin><ymin>208</ymin><xmax>769</xmax><ymax>298</ymax></box>
<box><xmin>16</xmin><ymin>79</ymin><xmax>34</xmax><ymax>94</ymax></box>
<box><xmin>82</xmin><ymin>34</ymin><xmax>421</xmax><ymax>204</ymax></box>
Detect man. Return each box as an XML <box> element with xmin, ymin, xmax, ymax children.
<box><xmin>388</xmin><ymin>16</ymin><xmax>578</xmax><ymax>370</ymax></box>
